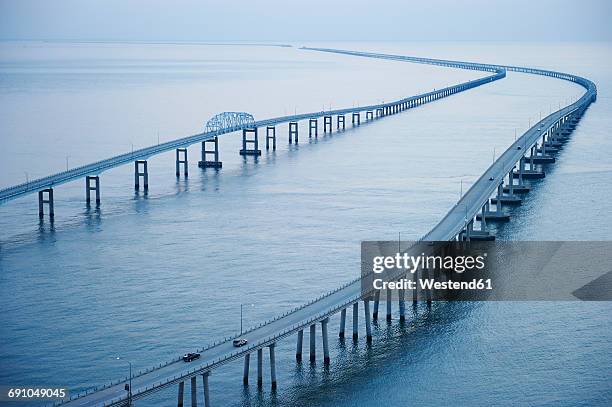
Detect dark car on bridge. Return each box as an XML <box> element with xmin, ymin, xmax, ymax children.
<box><xmin>183</xmin><ymin>352</ymin><xmax>201</xmax><ymax>362</ymax></box>
<box><xmin>233</xmin><ymin>338</ymin><xmax>248</xmax><ymax>347</ymax></box>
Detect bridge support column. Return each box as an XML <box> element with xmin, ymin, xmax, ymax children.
<box><xmin>202</xmin><ymin>372</ymin><xmax>210</xmax><ymax>407</ymax></box>
<box><xmin>309</xmin><ymin>324</ymin><xmax>316</xmax><ymax>362</ymax></box>
<box><xmin>373</xmin><ymin>290</ymin><xmax>380</xmax><ymax>320</ymax></box>
<box><xmin>323</xmin><ymin>115</ymin><xmax>332</xmax><ymax>133</ymax></box>
<box><xmin>243</xmin><ymin>353</ymin><xmax>250</xmax><ymax>385</ymax></box>
<box><xmin>191</xmin><ymin>376</ymin><xmax>198</xmax><ymax>407</ymax></box>
<box><xmin>199</xmin><ymin>137</ymin><xmax>222</xmax><ymax>168</ymax></box>
<box><xmin>134</xmin><ymin>160</ymin><xmax>148</xmax><ymax>190</ymax></box>
<box><xmin>257</xmin><ymin>348</ymin><xmax>263</xmax><ymax>387</ymax></box>
<box><xmin>176</xmin><ymin>148</ymin><xmax>188</xmax><ymax>177</ymax></box>
<box><xmin>352</xmin><ymin>302</ymin><xmax>359</xmax><ymax>340</ymax></box>
<box><xmin>376</xmin><ymin>108</ymin><xmax>383</xmax><ymax>118</ymax></box>
<box><xmin>309</xmin><ymin>118</ymin><xmax>318</xmax><ymax>138</ymax></box>
<box><xmin>266</xmin><ymin>126</ymin><xmax>276</xmax><ymax>150</ymax></box>
<box><xmin>366</xmin><ymin>111</ymin><xmax>373</xmax><ymax>121</ymax></box>
<box><xmin>240</xmin><ymin>128</ymin><xmax>261</xmax><ymax>156</ymax></box>
<box><xmin>321</xmin><ymin>318</ymin><xmax>330</xmax><ymax>364</ymax></box>
<box><xmin>85</xmin><ymin>176</ymin><xmax>100</xmax><ymax>206</ymax></box>
<box><xmin>352</xmin><ymin>112</ymin><xmax>360</xmax><ymax>126</ymax></box>
<box><xmin>177</xmin><ymin>381</ymin><xmax>184</xmax><ymax>407</ymax></box>
<box><xmin>386</xmin><ymin>287</ymin><xmax>392</xmax><ymax>322</ymax></box>
<box><xmin>413</xmin><ymin>268</ymin><xmax>418</xmax><ymax>305</ymax></box>
<box><xmin>337</xmin><ymin>115</ymin><xmax>345</xmax><ymax>131</ymax></box>
<box><xmin>399</xmin><ymin>287</ymin><xmax>406</xmax><ymax>322</ymax></box>
<box><xmin>364</xmin><ymin>299</ymin><xmax>372</xmax><ymax>342</ymax></box>
<box><xmin>269</xmin><ymin>343</ymin><xmax>277</xmax><ymax>389</ymax></box>
<box><xmin>289</xmin><ymin>122</ymin><xmax>299</xmax><ymax>144</ymax></box>
<box><xmin>296</xmin><ymin>329</ymin><xmax>303</xmax><ymax>361</ymax></box>
<box><xmin>339</xmin><ymin>308</ymin><xmax>346</xmax><ymax>338</ymax></box>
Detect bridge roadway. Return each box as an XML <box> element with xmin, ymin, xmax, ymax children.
<box><xmin>56</xmin><ymin>48</ymin><xmax>596</xmax><ymax>406</ymax></box>
<box><xmin>0</xmin><ymin>52</ymin><xmax>503</xmax><ymax>204</ymax></box>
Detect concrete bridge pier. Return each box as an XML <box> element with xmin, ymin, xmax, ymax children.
<box><xmin>321</xmin><ymin>319</ymin><xmax>330</xmax><ymax>364</ymax></box>
<box><xmin>176</xmin><ymin>148</ymin><xmax>188</xmax><ymax>177</ymax></box>
<box><xmin>257</xmin><ymin>348</ymin><xmax>263</xmax><ymax>387</ymax></box>
<box><xmin>364</xmin><ymin>299</ymin><xmax>372</xmax><ymax>342</ymax></box>
<box><xmin>336</xmin><ymin>115</ymin><xmax>345</xmax><ymax>131</ymax></box>
<box><xmin>198</xmin><ymin>137</ymin><xmax>222</xmax><ymax>169</ymax></box>
<box><xmin>296</xmin><ymin>329</ymin><xmax>303</xmax><ymax>361</ymax></box>
<box><xmin>413</xmin><ymin>268</ymin><xmax>418</xmax><ymax>305</ymax></box>
<box><xmin>289</xmin><ymin>122</ymin><xmax>299</xmax><ymax>144</ymax></box>
<box><xmin>309</xmin><ymin>118</ymin><xmax>318</xmax><ymax>138</ymax></box>
<box><xmin>386</xmin><ymin>287</ymin><xmax>392</xmax><ymax>322</ymax></box>
<box><xmin>134</xmin><ymin>160</ymin><xmax>149</xmax><ymax>191</ymax></box>
<box><xmin>376</xmin><ymin>108</ymin><xmax>383</xmax><ymax>118</ymax></box>
<box><xmin>266</xmin><ymin>126</ymin><xmax>276</xmax><ymax>150</ymax></box>
<box><xmin>513</xmin><ymin>147</ymin><xmax>544</xmax><ymax>179</ymax></box>
<box><xmin>399</xmin><ymin>287</ymin><xmax>406</xmax><ymax>322</ymax></box>
<box><xmin>177</xmin><ymin>381</ymin><xmax>184</xmax><ymax>407</ymax></box>
<box><xmin>309</xmin><ymin>324</ymin><xmax>316</xmax><ymax>362</ymax></box>
<box><xmin>373</xmin><ymin>290</ymin><xmax>381</xmax><ymax>320</ymax></box>
<box><xmin>352</xmin><ymin>112</ymin><xmax>360</xmax><ymax>126</ymax></box>
<box><xmin>339</xmin><ymin>308</ymin><xmax>346</xmax><ymax>338</ymax></box>
<box><xmin>85</xmin><ymin>176</ymin><xmax>100</xmax><ymax>206</ymax></box>
<box><xmin>243</xmin><ymin>354</ymin><xmax>250</xmax><ymax>385</ymax></box>
<box><xmin>323</xmin><ymin>115</ymin><xmax>332</xmax><ymax>133</ymax></box>
<box><xmin>240</xmin><ymin>128</ymin><xmax>262</xmax><ymax>156</ymax></box>
<box><xmin>38</xmin><ymin>188</ymin><xmax>54</xmax><ymax>219</ymax></box>
<box><xmin>269</xmin><ymin>343</ymin><xmax>277</xmax><ymax>389</ymax></box>
<box><xmin>352</xmin><ymin>302</ymin><xmax>359</xmax><ymax>340</ymax></box>
<box><xmin>366</xmin><ymin>111</ymin><xmax>373</xmax><ymax>121</ymax></box>
<box><xmin>491</xmin><ymin>172</ymin><xmax>521</xmax><ymax>205</ymax></box>
<box><xmin>191</xmin><ymin>376</ymin><xmax>197</xmax><ymax>407</ymax></box>
<box><xmin>202</xmin><ymin>373</ymin><xmax>210</xmax><ymax>407</ymax></box>
<box><xmin>505</xmin><ymin>157</ymin><xmax>530</xmax><ymax>193</ymax></box>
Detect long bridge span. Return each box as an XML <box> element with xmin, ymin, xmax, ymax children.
<box><xmin>26</xmin><ymin>47</ymin><xmax>595</xmax><ymax>406</ymax></box>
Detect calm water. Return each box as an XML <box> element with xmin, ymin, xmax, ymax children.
<box><xmin>0</xmin><ymin>41</ymin><xmax>611</xmax><ymax>406</ymax></box>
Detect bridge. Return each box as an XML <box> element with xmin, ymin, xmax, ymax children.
<box><xmin>19</xmin><ymin>47</ymin><xmax>593</xmax><ymax>406</ymax></box>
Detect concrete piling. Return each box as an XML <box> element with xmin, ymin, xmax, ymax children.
<box><xmin>373</xmin><ymin>290</ymin><xmax>380</xmax><ymax>320</ymax></box>
<box><xmin>198</xmin><ymin>137</ymin><xmax>222</xmax><ymax>169</ymax></box>
<box><xmin>364</xmin><ymin>299</ymin><xmax>372</xmax><ymax>342</ymax></box>
<box><xmin>309</xmin><ymin>324</ymin><xmax>316</xmax><ymax>362</ymax></box>
<box><xmin>337</xmin><ymin>115</ymin><xmax>345</xmax><ymax>131</ymax></box>
<box><xmin>191</xmin><ymin>376</ymin><xmax>197</xmax><ymax>407</ymax></box>
<box><xmin>309</xmin><ymin>118</ymin><xmax>318</xmax><ymax>138</ymax></box>
<box><xmin>296</xmin><ymin>329</ymin><xmax>303</xmax><ymax>362</ymax></box>
<box><xmin>386</xmin><ymin>287</ymin><xmax>392</xmax><ymax>322</ymax></box>
<box><xmin>175</xmin><ymin>148</ymin><xmax>188</xmax><ymax>177</ymax></box>
<box><xmin>243</xmin><ymin>354</ymin><xmax>250</xmax><ymax>385</ymax></box>
<box><xmin>85</xmin><ymin>176</ymin><xmax>100</xmax><ymax>205</ymax></box>
<box><xmin>177</xmin><ymin>381</ymin><xmax>184</xmax><ymax>407</ymax></box>
<box><xmin>257</xmin><ymin>348</ymin><xmax>263</xmax><ymax>387</ymax></box>
<box><xmin>321</xmin><ymin>318</ymin><xmax>330</xmax><ymax>364</ymax></box>
<box><xmin>240</xmin><ymin>128</ymin><xmax>261</xmax><ymax>156</ymax></box>
<box><xmin>202</xmin><ymin>373</ymin><xmax>210</xmax><ymax>407</ymax></box>
<box><xmin>339</xmin><ymin>308</ymin><xmax>346</xmax><ymax>338</ymax></box>
<box><xmin>323</xmin><ymin>115</ymin><xmax>332</xmax><ymax>133</ymax></box>
<box><xmin>289</xmin><ymin>122</ymin><xmax>299</xmax><ymax>144</ymax></box>
<box><xmin>269</xmin><ymin>343</ymin><xmax>277</xmax><ymax>389</ymax></box>
<box><xmin>134</xmin><ymin>160</ymin><xmax>148</xmax><ymax>190</ymax></box>
<box><xmin>266</xmin><ymin>126</ymin><xmax>276</xmax><ymax>150</ymax></box>
<box><xmin>352</xmin><ymin>302</ymin><xmax>359</xmax><ymax>340</ymax></box>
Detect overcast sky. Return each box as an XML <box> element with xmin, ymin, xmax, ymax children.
<box><xmin>1</xmin><ymin>0</ymin><xmax>611</xmax><ymax>42</ymax></box>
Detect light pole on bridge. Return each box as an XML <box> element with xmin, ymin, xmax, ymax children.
<box><xmin>116</xmin><ymin>357</ymin><xmax>132</xmax><ymax>406</ymax></box>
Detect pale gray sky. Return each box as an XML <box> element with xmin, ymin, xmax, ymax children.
<box><xmin>1</xmin><ymin>0</ymin><xmax>611</xmax><ymax>42</ymax></box>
